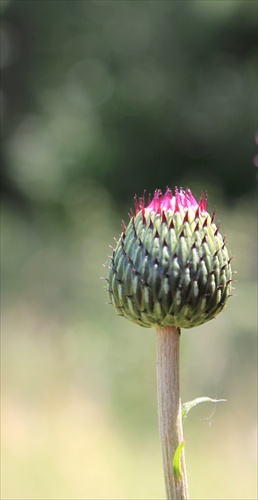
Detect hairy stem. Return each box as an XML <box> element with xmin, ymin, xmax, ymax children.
<box><xmin>156</xmin><ymin>326</ymin><xmax>189</xmax><ymax>500</ymax></box>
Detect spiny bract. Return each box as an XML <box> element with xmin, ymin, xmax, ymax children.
<box><xmin>106</xmin><ymin>188</ymin><xmax>233</xmax><ymax>328</ymax></box>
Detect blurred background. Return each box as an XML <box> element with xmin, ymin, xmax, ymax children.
<box><xmin>1</xmin><ymin>1</ymin><xmax>257</xmax><ymax>499</ymax></box>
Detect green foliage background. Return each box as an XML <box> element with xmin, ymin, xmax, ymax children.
<box><xmin>1</xmin><ymin>1</ymin><xmax>257</xmax><ymax>499</ymax></box>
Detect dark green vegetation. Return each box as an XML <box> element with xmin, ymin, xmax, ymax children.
<box><xmin>1</xmin><ymin>0</ymin><xmax>256</xmax><ymax>217</ymax></box>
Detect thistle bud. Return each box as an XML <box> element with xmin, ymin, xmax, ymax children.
<box><xmin>107</xmin><ymin>188</ymin><xmax>233</xmax><ymax>328</ymax></box>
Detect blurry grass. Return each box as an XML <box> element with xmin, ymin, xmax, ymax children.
<box><xmin>1</xmin><ymin>304</ymin><xmax>163</xmax><ymax>500</ymax></box>
<box><xmin>1</xmin><ymin>188</ymin><xmax>257</xmax><ymax>499</ymax></box>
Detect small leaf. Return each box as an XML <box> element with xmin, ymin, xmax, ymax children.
<box><xmin>172</xmin><ymin>441</ymin><xmax>186</xmax><ymax>482</ymax></box>
<box><xmin>181</xmin><ymin>396</ymin><xmax>226</xmax><ymax>421</ymax></box>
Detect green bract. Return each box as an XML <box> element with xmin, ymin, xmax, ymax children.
<box><xmin>107</xmin><ymin>188</ymin><xmax>232</xmax><ymax>328</ymax></box>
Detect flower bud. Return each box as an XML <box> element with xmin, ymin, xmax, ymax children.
<box><xmin>107</xmin><ymin>188</ymin><xmax>233</xmax><ymax>328</ymax></box>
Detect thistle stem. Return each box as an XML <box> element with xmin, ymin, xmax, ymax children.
<box><xmin>156</xmin><ymin>326</ymin><xmax>189</xmax><ymax>500</ymax></box>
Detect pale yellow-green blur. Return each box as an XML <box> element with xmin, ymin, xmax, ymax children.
<box><xmin>1</xmin><ymin>184</ymin><xmax>257</xmax><ymax>499</ymax></box>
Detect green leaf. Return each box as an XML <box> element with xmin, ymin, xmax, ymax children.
<box><xmin>172</xmin><ymin>441</ymin><xmax>186</xmax><ymax>482</ymax></box>
<box><xmin>181</xmin><ymin>396</ymin><xmax>226</xmax><ymax>421</ymax></box>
